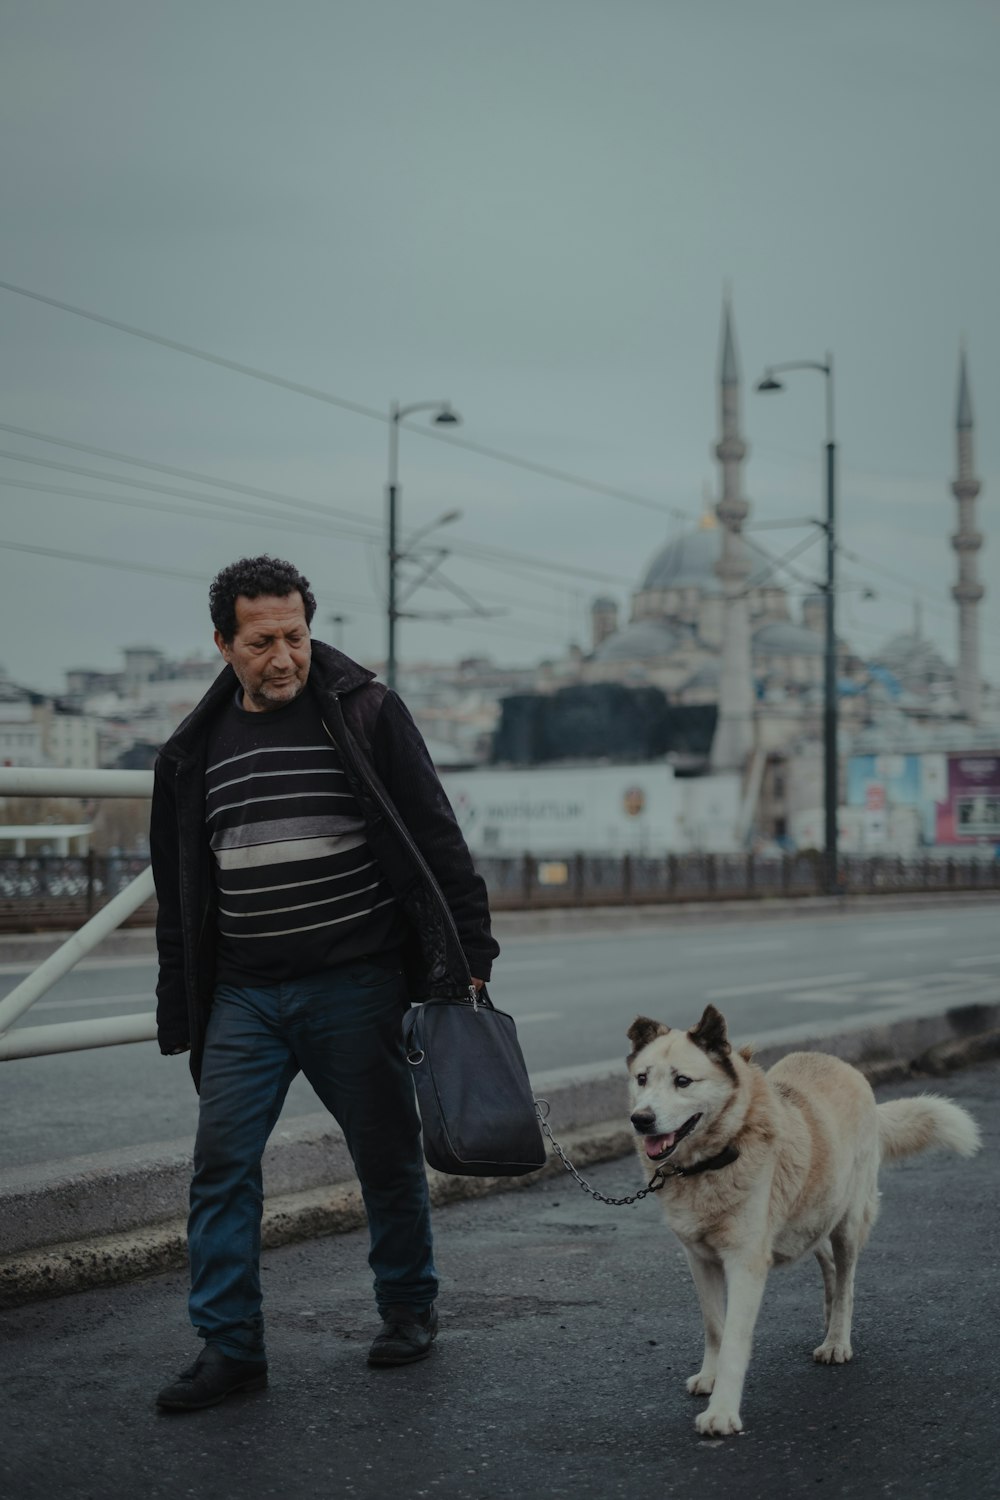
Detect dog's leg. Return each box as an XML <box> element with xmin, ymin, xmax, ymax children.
<box><xmin>813</xmin><ymin>1221</ymin><xmax>860</xmax><ymax>1364</ymax></box>
<box><xmin>814</xmin><ymin>1238</ymin><xmax>836</xmax><ymax>1331</ymax></box>
<box><xmin>695</xmin><ymin>1256</ymin><xmax>768</xmax><ymax>1437</ymax></box>
<box><xmin>683</xmin><ymin>1249</ymin><xmax>725</xmax><ymax>1396</ymax></box>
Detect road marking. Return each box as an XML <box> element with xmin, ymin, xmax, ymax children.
<box><xmin>24</xmin><ymin>992</ymin><xmax>152</xmax><ymax>1015</ymax></box>
<box><xmin>854</xmin><ymin>927</ymin><xmax>947</xmax><ymax>945</ymax></box>
<box><xmin>494</xmin><ymin>958</ymin><xmax>562</xmax><ymax>974</ymax></box>
<box><xmin>794</xmin><ymin>989</ymin><xmax>869</xmax><ymax>1005</ymax></box>
<box><xmin>918</xmin><ymin>972</ymin><xmax>1000</xmax><ymax>989</ymax></box>
<box><xmin>785</xmin><ymin>972</ymin><xmax>998</xmax><ymax>1009</ymax></box>
<box><xmin>712</xmin><ymin>939</ymin><xmax>787</xmax><ymax>955</ymax></box>
<box><xmin>952</xmin><ymin>953</ymin><xmax>1000</xmax><ymax>967</ymax></box>
<box><xmin>706</xmin><ymin>972</ymin><xmax>866</xmax><ymax>1000</ymax></box>
<box><xmin>0</xmin><ymin>955</ymin><xmax>155</xmax><ymax>976</ymax></box>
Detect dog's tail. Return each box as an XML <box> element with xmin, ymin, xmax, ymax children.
<box><xmin>877</xmin><ymin>1095</ymin><xmax>981</xmax><ymax>1163</ymax></box>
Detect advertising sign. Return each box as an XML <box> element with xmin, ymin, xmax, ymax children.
<box><xmin>935</xmin><ymin>755</ymin><xmax>1000</xmax><ymax>844</ymax></box>
<box><xmin>441</xmin><ymin>763</ymin><xmax>681</xmax><ymax>855</ymax></box>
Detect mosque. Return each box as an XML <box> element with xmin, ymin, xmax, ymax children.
<box><xmin>421</xmin><ymin>304</ymin><xmax>992</xmax><ymax>853</ymax></box>
<box><xmin>573</xmin><ymin>303</ymin><xmax>990</xmax><ymax>772</ymax></box>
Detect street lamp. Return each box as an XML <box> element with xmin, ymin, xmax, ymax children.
<box><xmin>755</xmin><ymin>355</ymin><xmax>838</xmax><ymax>895</ymax></box>
<box><xmin>386</xmin><ymin>400</ymin><xmax>462</xmax><ymax>691</ymax></box>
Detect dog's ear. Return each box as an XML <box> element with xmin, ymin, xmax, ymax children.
<box><xmin>738</xmin><ymin>1043</ymin><xmax>754</xmax><ymax>1062</ymax></box>
<box><xmin>627</xmin><ymin>1016</ymin><xmax>669</xmax><ymax>1056</ymax></box>
<box><xmin>689</xmin><ymin>1004</ymin><xmax>731</xmax><ymax>1058</ymax></box>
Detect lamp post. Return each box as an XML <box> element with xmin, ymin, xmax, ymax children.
<box><xmin>756</xmin><ymin>355</ymin><xmax>838</xmax><ymax>895</ymax></box>
<box><xmin>386</xmin><ymin>400</ymin><xmax>461</xmax><ymax>692</ymax></box>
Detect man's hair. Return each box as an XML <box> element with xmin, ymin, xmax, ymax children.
<box><xmin>209</xmin><ymin>556</ymin><xmax>317</xmax><ymax>643</ymax></box>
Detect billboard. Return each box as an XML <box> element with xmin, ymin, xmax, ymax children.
<box><xmin>935</xmin><ymin>754</ymin><xmax>1000</xmax><ymax>845</ymax></box>
<box><xmin>846</xmin><ymin>750</ymin><xmax>1000</xmax><ymax>848</ymax></box>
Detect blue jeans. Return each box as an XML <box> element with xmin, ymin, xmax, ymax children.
<box><xmin>187</xmin><ymin>955</ymin><xmax>437</xmax><ymax>1361</ymax></box>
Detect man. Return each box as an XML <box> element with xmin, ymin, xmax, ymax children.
<box><xmin>151</xmin><ymin>555</ymin><xmax>498</xmax><ymax>1412</ymax></box>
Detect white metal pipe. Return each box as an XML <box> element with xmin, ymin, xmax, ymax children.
<box><xmin>0</xmin><ymin>768</ymin><xmax>153</xmax><ymax>798</ymax></box>
<box><xmin>0</xmin><ymin>865</ymin><xmax>157</xmax><ymax>1034</ymax></box>
<box><xmin>0</xmin><ymin>1012</ymin><xmax>157</xmax><ymax>1059</ymax></box>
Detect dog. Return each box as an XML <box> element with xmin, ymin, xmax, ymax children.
<box><xmin>627</xmin><ymin>1005</ymin><xmax>981</xmax><ymax>1437</ymax></box>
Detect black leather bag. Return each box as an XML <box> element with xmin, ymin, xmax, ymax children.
<box><xmin>402</xmin><ymin>989</ymin><xmax>547</xmax><ymax>1177</ymax></box>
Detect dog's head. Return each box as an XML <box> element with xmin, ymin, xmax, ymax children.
<box><xmin>626</xmin><ymin>1005</ymin><xmax>741</xmax><ymax>1165</ymax></box>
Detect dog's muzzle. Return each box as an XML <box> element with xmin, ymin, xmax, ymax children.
<box><xmin>631</xmin><ymin>1111</ymin><xmax>703</xmax><ymax>1161</ymax></box>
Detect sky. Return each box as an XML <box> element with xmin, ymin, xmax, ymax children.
<box><xmin>1</xmin><ymin>0</ymin><xmax>997</xmax><ymax>695</ymax></box>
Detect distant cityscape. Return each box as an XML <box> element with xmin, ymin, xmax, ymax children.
<box><xmin>1</xmin><ymin>304</ymin><xmax>995</xmax><ymax>861</ymax></box>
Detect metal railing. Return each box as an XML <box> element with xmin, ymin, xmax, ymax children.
<box><xmin>476</xmin><ymin>851</ymin><xmax>1000</xmax><ymax>907</ymax></box>
<box><xmin>0</xmin><ymin>767</ymin><xmax>155</xmax><ymax>1060</ymax></box>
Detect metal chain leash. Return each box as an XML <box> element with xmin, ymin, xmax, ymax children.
<box><xmin>534</xmin><ymin>1099</ymin><xmax>668</xmax><ymax>1206</ymax></box>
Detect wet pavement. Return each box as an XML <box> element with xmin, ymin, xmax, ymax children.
<box><xmin>2</xmin><ymin>1060</ymin><xmax>998</xmax><ymax>1500</ymax></box>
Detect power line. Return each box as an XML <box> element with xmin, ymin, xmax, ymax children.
<box><xmin>0</xmin><ymin>536</ymin><xmax>572</xmax><ymax>652</ymax></box>
<box><xmin>0</xmin><ymin>476</ymin><xmax>377</xmax><ymax>544</ymax></box>
<box><xmin>0</xmin><ymin>448</ymin><xmax>635</xmax><ymax>592</ymax></box>
<box><xmin>0</xmin><ymin>444</ymin><xmax>378</xmax><ymax>535</ymax></box>
<box><xmin>0</xmin><ymin>280</ymin><xmax>385</xmax><ymax>420</ymax></box>
<box><xmin>0</xmin><ymin>282</ymin><xmax>692</xmax><ymax>520</ymax></box>
<box><xmin>5</xmin><ymin>439</ymin><xmax>973</xmax><ymax>630</ymax></box>
<box><xmin>0</xmin><ymin>420</ymin><xmax>379</xmax><ymax>530</ymax></box>
<box><xmin>0</xmin><ymin>538</ymin><xmax>212</xmax><ymax>583</ymax></box>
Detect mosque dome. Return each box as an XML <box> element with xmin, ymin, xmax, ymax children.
<box><xmin>681</xmin><ymin>661</ymin><xmax>721</xmax><ymax>691</ymax></box>
<box><xmin>752</xmin><ymin>621</ymin><xmax>824</xmax><ymax>657</ymax></box>
<box><xmin>876</xmin><ymin>633</ymin><xmax>951</xmax><ymax>676</ymax></box>
<box><xmin>639</xmin><ymin>523</ymin><xmax>723</xmax><ymax>594</ymax></box>
<box><xmin>591</xmin><ymin>618</ymin><xmax>685</xmax><ymax>663</ymax></box>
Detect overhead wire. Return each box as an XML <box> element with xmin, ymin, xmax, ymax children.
<box><xmin>0</xmin><ymin>476</ymin><xmax>378</xmax><ymax>544</ymax></box>
<box><xmin>0</xmin><ymin>440</ymin><xmax>636</xmax><ymax>588</ymax></box>
<box><xmin>0</xmin><ymin>282</ymin><xmax>693</xmax><ymax>521</ymax></box>
<box><xmin>0</xmin><ymin>536</ymin><xmax>569</xmax><ymax>652</ymax></box>
<box><xmin>2</xmin><ymin>283</ymin><xmax>987</xmax><ymax>666</ymax></box>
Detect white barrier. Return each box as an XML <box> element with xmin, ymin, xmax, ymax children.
<box><xmin>0</xmin><ymin>767</ymin><xmax>157</xmax><ymax>1059</ymax></box>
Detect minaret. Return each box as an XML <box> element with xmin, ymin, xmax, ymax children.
<box><xmin>710</xmin><ymin>299</ymin><xmax>755</xmax><ymax>770</ymax></box>
<box><xmin>951</xmin><ymin>349</ymin><xmax>984</xmax><ymax>722</ymax></box>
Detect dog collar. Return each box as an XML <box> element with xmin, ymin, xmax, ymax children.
<box><xmin>666</xmin><ymin>1143</ymin><xmax>740</xmax><ymax>1179</ymax></box>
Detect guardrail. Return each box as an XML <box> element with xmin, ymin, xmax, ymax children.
<box><xmin>0</xmin><ymin>767</ymin><xmax>155</xmax><ymax>1061</ymax></box>
<box><xmin>1</xmin><ymin>846</ymin><xmax>997</xmax><ymax>930</ymax></box>
<box><xmin>477</xmin><ymin>851</ymin><xmax>1000</xmax><ymax>906</ymax></box>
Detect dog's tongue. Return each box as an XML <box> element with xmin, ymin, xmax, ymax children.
<box><xmin>644</xmin><ymin>1132</ymin><xmax>676</xmax><ymax>1160</ymax></box>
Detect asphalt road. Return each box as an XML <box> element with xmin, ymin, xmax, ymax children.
<box><xmin>1</xmin><ymin>901</ymin><xmax>999</xmax><ymax>1169</ymax></box>
<box><xmin>1</xmin><ymin>1059</ymin><xmax>997</xmax><ymax>1500</ymax></box>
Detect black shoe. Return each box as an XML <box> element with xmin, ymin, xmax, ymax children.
<box><xmin>156</xmin><ymin>1345</ymin><xmax>268</xmax><ymax>1412</ymax></box>
<box><xmin>367</xmin><ymin>1303</ymin><xmax>439</xmax><ymax>1367</ymax></box>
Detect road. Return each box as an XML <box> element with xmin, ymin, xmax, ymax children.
<box><xmin>2</xmin><ymin>1059</ymin><xmax>997</xmax><ymax>1500</ymax></box>
<box><xmin>1</xmin><ymin>901</ymin><xmax>998</xmax><ymax>1170</ymax></box>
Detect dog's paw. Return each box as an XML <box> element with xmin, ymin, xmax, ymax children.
<box><xmin>813</xmin><ymin>1339</ymin><xmax>853</xmax><ymax>1364</ymax></box>
<box><xmin>695</xmin><ymin>1406</ymin><xmax>744</xmax><ymax>1437</ymax></box>
<box><xmin>686</xmin><ymin>1371</ymin><xmax>716</xmax><ymax>1396</ymax></box>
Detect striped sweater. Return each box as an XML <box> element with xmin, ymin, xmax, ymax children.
<box><xmin>204</xmin><ymin>686</ymin><xmax>407</xmax><ymax>983</ymax></box>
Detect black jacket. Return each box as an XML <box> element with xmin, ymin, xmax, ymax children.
<box><xmin>150</xmin><ymin>641</ymin><xmax>498</xmax><ymax>1087</ymax></box>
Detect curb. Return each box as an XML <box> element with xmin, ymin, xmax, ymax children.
<box><xmin>2</xmin><ymin>1007</ymin><xmax>998</xmax><ymax>1310</ymax></box>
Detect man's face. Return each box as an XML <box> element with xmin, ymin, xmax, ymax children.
<box><xmin>215</xmin><ymin>593</ymin><xmax>312</xmax><ymax>712</ymax></box>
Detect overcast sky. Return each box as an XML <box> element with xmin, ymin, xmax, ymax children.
<box><xmin>1</xmin><ymin>0</ymin><xmax>997</xmax><ymax>694</ymax></box>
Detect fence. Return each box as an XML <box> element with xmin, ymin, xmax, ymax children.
<box><xmin>0</xmin><ymin>853</ymin><xmax>154</xmax><ymax>930</ymax></box>
<box><xmin>0</xmin><ymin>849</ymin><xmax>997</xmax><ymax>932</ymax></box>
<box><xmin>476</xmin><ymin>851</ymin><xmax>999</xmax><ymax>907</ymax></box>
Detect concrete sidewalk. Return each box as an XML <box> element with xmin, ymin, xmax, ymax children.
<box><xmin>1</xmin><ymin>1059</ymin><xmax>997</xmax><ymax>1500</ymax></box>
